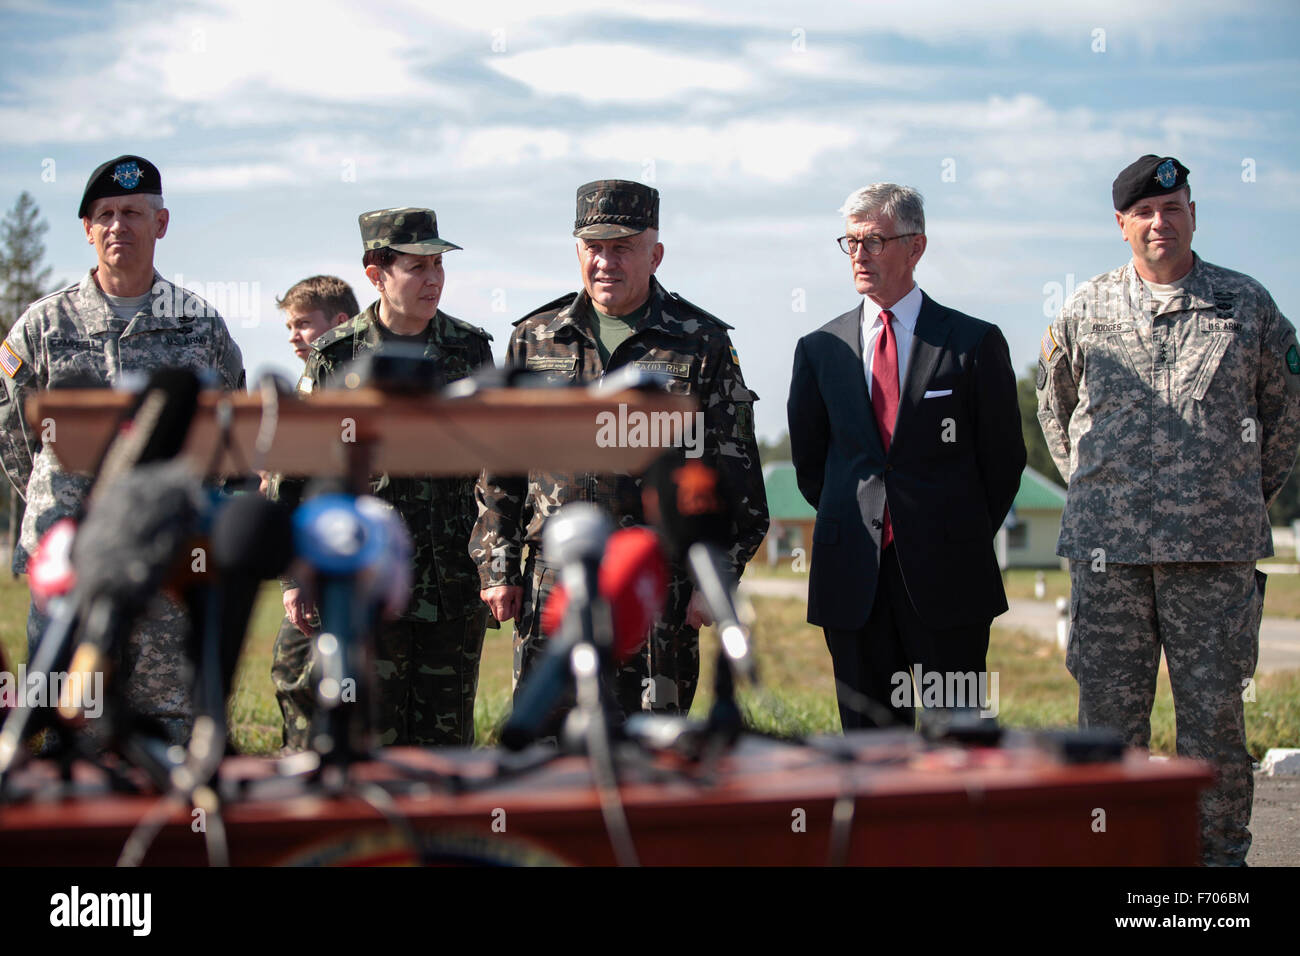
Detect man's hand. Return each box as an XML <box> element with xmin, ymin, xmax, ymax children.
<box><xmin>685</xmin><ymin>589</ymin><xmax>714</xmax><ymax>629</ymax></box>
<box><xmin>481</xmin><ymin>585</ymin><xmax>523</xmax><ymax>624</ymax></box>
<box><xmin>283</xmin><ymin>587</ymin><xmax>317</xmax><ymax>636</ymax></box>
<box><xmin>257</xmin><ymin>470</ymin><xmax>272</xmax><ymax>496</ymax></box>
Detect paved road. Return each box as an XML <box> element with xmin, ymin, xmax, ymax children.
<box><xmin>739</xmin><ymin>577</ymin><xmax>1300</xmax><ymax>673</ymax></box>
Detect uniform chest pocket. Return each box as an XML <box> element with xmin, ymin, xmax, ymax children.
<box><xmin>1081</xmin><ymin>332</ymin><xmax>1145</xmax><ymax>412</ymax></box>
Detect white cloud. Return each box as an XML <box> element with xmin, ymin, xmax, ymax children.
<box><xmin>486</xmin><ymin>43</ymin><xmax>752</xmax><ymax>102</ymax></box>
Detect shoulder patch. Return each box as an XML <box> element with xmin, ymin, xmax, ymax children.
<box><xmin>515</xmin><ymin>293</ymin><xmax>578</xmax><ymax>326</ymax></box>
<box><xmin>669</xmin><ymin>292</ymin><xmax>732</xmax><ymax>330</ymax></box>
<box><xmin>729</xmin><ymin>344</ymin><xmax>740</xmax><ymax>367</ymax></box>
<box><xmin>1040</xmin><ymin>326</ymin><xmax>1060</xmax><ymax>363</ymax></box>
<box><xmin>1</xmin><ymin>341</ymin><xmax>23</xmax><ymax>378</ymax></box>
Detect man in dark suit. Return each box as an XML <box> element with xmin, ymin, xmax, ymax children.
<box><xmin>787</xmin><ymin>183</ymin><xmax>1025</xmax><ymax>731</ymax></box>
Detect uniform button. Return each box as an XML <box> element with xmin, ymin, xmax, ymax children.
<box><xmin>884</xmin><ymin>464</ymin><xmax>894</xmax><ymax>473</ymax></box>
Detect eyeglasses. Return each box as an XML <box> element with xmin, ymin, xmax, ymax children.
<box><xmin>836</xmin><ymin>233</ymin><xmax>921</xmax><ymax>256</ymax></box>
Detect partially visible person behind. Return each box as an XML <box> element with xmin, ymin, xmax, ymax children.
<box><xmin>273</xmin><ymin>209</ymin><xmax>493</xmax><ymax>749</ymax></box>
<box><xmin>265</xmin><ymin>275</ymin><xmax>358</xmax><ymax>752</ymax></box>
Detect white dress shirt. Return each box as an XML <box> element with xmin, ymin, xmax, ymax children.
<box><xmin>861</xmin><ymin>283</ymin><xmax>922</xmax><ymax>400</ymax></box>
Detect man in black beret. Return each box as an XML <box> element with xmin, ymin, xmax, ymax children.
<box><xmin>0</xmin><ymin>155</ymin><xmax>245</xmax><ymax>747</ymax></box>
<box><xmin>1036</xmin><ymin>154</ymin><xmax>1300</xmax><ymax>865</ymax></box>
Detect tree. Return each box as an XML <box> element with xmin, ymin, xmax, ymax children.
<box><xmin>0</xmin><ymin>191</ymin><xmax>53</xmax><ymax>563</ymax></box>
<box><xmin>1016</xmin><ymin>364</ymin><xmax>1064</xmax><ymax>487</ymax></box>
<box><xmin>758</xmin><ymin>432</ymin><xmax>791</xmax><ymax>466</ymax></box>
<box><xmin>0</xmin><ymin>191</ymin><xmax>53</xmax><ymax>338</ymax></box>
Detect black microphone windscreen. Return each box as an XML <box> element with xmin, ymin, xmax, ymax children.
<box><xmin>211</xmin><ymin>494</ymin><xmax>295</xmax><ymax>579</ymax></box>
<box><xmin>643</xmin><ymin>451</ymin><xmax>734</xmax><ymax>559</ymax></box>
<box><xmin>73</xmin><ymin>459</ymin><xmax>201</xmax><ymax>606</ymax></box>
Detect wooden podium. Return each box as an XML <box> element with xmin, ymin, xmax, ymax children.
<box><xmin>28</xmin><ymin>385</ymin><xmax>698</xmax><ymax>476</ymax></box>
<box><xmin>0</xmin><ymin>735</ymin><xmax>1213</xmax><ymax>866</ymax></box>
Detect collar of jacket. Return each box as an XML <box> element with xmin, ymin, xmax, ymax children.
<box><xmin>76</xmin><ymin>268</ymin><xmax>202</xmax><ymax>336</ymax></box>
<box><xmin>543</xmin><ymin>277</ymin><xmax>695</xmax><ymax>340</ymax></box>
<box><xmin>350</xmin><ymin>300</ymin><xmax>473</xmax><ymax>354</ymax></box>
<box><xmin>1123</xmin><ymin>253</ymin><xmax>1216</xmax><ymax>318</ymax></box>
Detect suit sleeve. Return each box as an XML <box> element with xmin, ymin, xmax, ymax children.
<box><xmin>1256</xmin><ymin>295</ymin><xmax>1300</xmax><ymax>507</ymax></box>
<box><xmin>0</xmin><ymin>319</ymin><xmax>41</xmax><ymax>501</ymax></box>
<box><xmin>1035</xmin><ymin>310</ymin><xmax>1077</xmax><ymax>482</ymax></box>
<box><xmin>786</xmin><ymin>336</ymin><xmax>829</xmax><ymax>510</ymax></box>
<box><xmin>470</xmin><ymin>331</ymin><xmax>527</xmax><ymax>589</ymax></box>
<box><xmin>704</xmin><ymin>334</ymin><xmax>768</xmax><ymax>581</ymax></box>
<box><xmin>973</xmin><ymin>324</ymin><xmax>1026</xmax><ymax>531</ymax></box>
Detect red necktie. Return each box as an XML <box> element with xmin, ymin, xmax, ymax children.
<box><xmin>871</xmin><ymin>309</ymin><xmax>898</xmax><ymax>550</ymax></box>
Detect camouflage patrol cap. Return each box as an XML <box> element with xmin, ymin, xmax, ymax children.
<box><xmin>78</xmin><ymin>155</ymin><xmax>162</xmax><ymax>218</ymax></box>
<box><xmin>573</xmin><ymin>180</ymin><xmax>659</xmax><ymax>239</ymax></box>
<box><xmin>1113</xmin><ymin>155</ymin><xmax>1190</xmax><ymax>211</ymax></box>
<box><xmin>358</xmin><ymin>207</ymin><xmax>462</xmax><ymax>255</ymax></box>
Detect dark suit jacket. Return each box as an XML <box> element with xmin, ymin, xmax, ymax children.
<box><xmin>786</xmin><ymin>291</ymin><xmax>1026</xmax><ymax>631</ymax></box>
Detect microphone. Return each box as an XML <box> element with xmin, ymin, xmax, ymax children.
<box><xmin>500</xmin><ymin>504</ymin><xmax>613</xmax><ymax>751</ymax></box>
<box><xmin>292</xmin><ymin>494</ymin><xmax>412</xmax><ymax>759</ymax></box>
<box><xmin>540</xmin><ymin>526</ymin><xmax>668</xmax><ymax>663</ymax></box>
<box><xmin>58</xmin><ymin>460</ymin><xmax>203</xmax><ymax>725</ymax></box>
<box><xmin>87</xmin><ymin>367</ymin><xmax>202</xmax><ymax>509</ymax></box>
<box><xmin>27</xmin><ymin>518</ymin><xmax>78</xmax><ymax>612</ymax></box>
<box><xmin>642</xmin><ymin>455</ymin><xmax>754</xmax><ymax>679</ymax></box>
<box><xmin>199</xmin><ymin>493</ymin><xmax>296</xmax><ymax>709</ymax></box>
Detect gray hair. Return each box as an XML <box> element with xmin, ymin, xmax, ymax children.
<box><xmin>147</xmin><ymin>193</ymin><xmax>165</xmax><ymax>211</ymax></box>
<box><xmin>838</xmin><ymin>184</ymin><xmax>925</xmax><ymax>235</ymax></box>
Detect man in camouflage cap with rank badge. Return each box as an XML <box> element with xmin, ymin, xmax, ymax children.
<box><xmin>1037</xmin><ymin>155</ymin><xmax>1300</xmax><ymax>865</ymax></box>
<box><xmin>0</xmin><ymin>154</ymin><xmax>245</xmax><ymax>746</ymax></box>
<box><xmin>472</xmin><ymin>180</ymin><xmax>769</xmax><ymax>722</ymax></box>
<box><xmin>274</xmin><ymin>207</ymin><xmax>494</xmax><ymax>747</ymax></box>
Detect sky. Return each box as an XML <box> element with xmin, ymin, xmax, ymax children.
<box><xmin>2</xmin><ymin>0</ymin><xmax>1298</xmax><ymax>442</ymax></box>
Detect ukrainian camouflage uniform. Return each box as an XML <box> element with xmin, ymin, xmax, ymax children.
<box><xmin>273</xmin><ymin>301</ymin><xmax>493</xmax><ymax>749</ymax></box>
<box><xmin>471</xmin><ymin>278</ymin><xmax>769</xmax><ymax>717</ymax></box>
<box><xmin>0</xmin><ymin>269</ymin><xmax>245</xmax><ymax>744</ymax></box>
<box><xmin>1037</xmin><ymin>255</ymin><xmax>1300</xmax><ymax>866</ymax></box>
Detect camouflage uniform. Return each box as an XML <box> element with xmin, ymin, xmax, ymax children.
<box><xmin>1037</xmin><ymin>254</ymin><xmax>1300</xmax><ymax>866</ymax></box>
<box><xmin>472</xmin><ymin>277</ymin><xmax>769</xmax><ymax>716</ymax></box>
<box><xmin>274</xmin><ymin>301</ymin><xmax>493</xmax><ymax>748</ymax></box>
<box><xmin>0</xmin><ymin>269</ymin><xmax>245</xmax><ymax>744</ymax></box>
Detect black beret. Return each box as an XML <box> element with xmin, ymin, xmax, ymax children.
<box><xmin>1112</xmin><ymin>155</ymin><xmax>1189</xmax><ymax>212</ymax></box>
<box><xmin>78</xmin><ymin>155</ymin><xmax>162</xmax><ymax>219</ymax></box>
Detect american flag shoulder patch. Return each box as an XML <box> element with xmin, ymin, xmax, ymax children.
<box><xmin>0</xmin><ymin>341</ymin><xmax>22</xmax><ymax>378</ymax></box>
<box><xmin>1040</xmin><ymin>327</ymin><xmax>1060</xmax><ymax>362</ymax></box>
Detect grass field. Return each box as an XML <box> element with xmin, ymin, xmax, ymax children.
<box><xmin>3</xmin><ymin>572</ymin><xmax>1296</xmax><ymax>760</ymax></box>
<box><xmin>753</xmin><ymin>562</ymin><xmax>1300</xmax><ymax>619</ymax></box>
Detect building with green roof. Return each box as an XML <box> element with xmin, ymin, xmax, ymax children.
<box><xmin>759</xmin><ymin>463</ymin><xmax>1066</xmax><ymax>569</ymax></box>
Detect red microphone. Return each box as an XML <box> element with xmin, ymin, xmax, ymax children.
<box><xmin>28</xmin><ymin>518</ymin><xmax>79</xmax><ymax>612</ymax></box>
<box><xmin>540</xmin><ymin>526</ymin><xmax>668</xmax><ymax>662</ymax></box>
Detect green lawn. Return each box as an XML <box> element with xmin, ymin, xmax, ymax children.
<box><xmin>4</xmin><ymin>574</ymin><xmax>1295</xmax><ymax>760</ymax></box>
<box><xmin>752</xmin><ymin>563</ymin><xmax>1300</xmax><ymax>620</ymax></box>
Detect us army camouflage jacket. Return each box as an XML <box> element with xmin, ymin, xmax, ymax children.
<box><xmin>0</xmin><ymin>269</ymin><xmax>245</xmax><ymax>572</ymax></box>
<box><xmin>471</xmin><ymin>278</ymin><xmax>769</xmax><ymax>599</ymax></box>
<box><xmin>1037</xmin><ymin>255</ymin><xmax>1300</xmax><ymax>563</ymax></box>
<box><xmin>274</xmin><ymin>301</ymin><xmax>494</xmax><ymax>623</ymax></box>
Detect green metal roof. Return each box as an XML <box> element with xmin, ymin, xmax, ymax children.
<box><xmin>762</xmin><ymin>462</ymin><xmax>1064</xmax><ymax>520</ymax></box>
<box><xmin>1015</xmin><ymin>466</ymin><xmax>1068</xmax><ymax>510</ymax></box>
<box><xmin>763</xmin><ymin>462</ymin><xmax>817</xmax><ymax>520</ymax></box>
